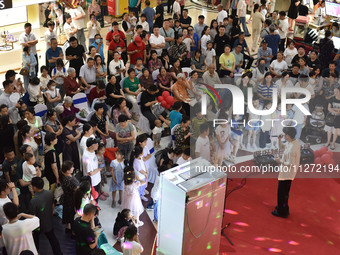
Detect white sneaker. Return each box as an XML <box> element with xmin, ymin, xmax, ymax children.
<box><xmin>230</xmin><ymin>156</ymin><xmax>236</xmax><ymax>164</ymax></box>
<box><xmin>246</xmin><ymin>143</ymin><xmax>251</xmax><ymax>150</ymax></box>
<box><xmin>141</xmin><ymin>196</ymin><xmax>148</xmax><ymax>202</ymax></box>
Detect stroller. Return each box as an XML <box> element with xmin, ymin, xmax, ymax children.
<box><xmin>304</xmin><ymin>105</ymin><xmax>326</xmax><ymax>144</ymax></box>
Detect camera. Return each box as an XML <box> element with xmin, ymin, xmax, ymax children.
<box><xmin>115</xmin><ymin>66</ymin><xmax>120</xmax><ymax>70</ymax></box>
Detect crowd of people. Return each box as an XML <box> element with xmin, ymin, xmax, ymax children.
<box><xmin>0</xmin><ymin>0</ymin><xmax>340</xmax><ymax>254</ymax></box>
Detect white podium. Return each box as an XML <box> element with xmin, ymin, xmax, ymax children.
<box><xmin>157</xmin><ymin>158</ymin><xmax>227</xmax><ymax>255</ymax></box>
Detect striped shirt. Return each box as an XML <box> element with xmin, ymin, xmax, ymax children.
<box><xmin>257</xmin><ymin>82</ymin><xmax>277</xmax><ymax>102</ymax></box>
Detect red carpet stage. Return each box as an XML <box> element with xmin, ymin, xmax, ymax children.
<box><xmin>219</xmin><ymin>152</ymin><xmax>340</xmax><ymax>254</ymax></box>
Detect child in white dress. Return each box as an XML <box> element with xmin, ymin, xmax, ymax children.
<box><xmin>131</xmin><ymin>146</ymin><xmax>148</xmax><ymax>202</ymax></box>
<box><xmin>121</xmin><ymin>167</ymin><xmax>145</xmax><ymax>226</ymax></box>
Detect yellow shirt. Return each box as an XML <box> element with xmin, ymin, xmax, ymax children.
<box><xmin>219</xmin><ymin>53</ymin><xmax>235</xmax><ymax>70</ymax></box>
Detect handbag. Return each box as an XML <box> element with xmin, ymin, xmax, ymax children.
<box><xmin>151</xmin><ymin>103</ymin><xmax>165</xmax><ymax>116</ymax></box>
<box><xmin>19</xmin><ymin>68</ymin><xmax>29</xmax><ymax>77</ymax></box>
<box><xmin>325</xmin><ymin>112</ymin><xmax>336</xmax><ymax>126</ymax></box>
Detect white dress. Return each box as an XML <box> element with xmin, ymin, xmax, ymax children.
<box><xmin>142</xmin><ymin>146</ymin><xmax>158</xmax><ymax>184</ymax></box>
<box><xmin>121</xmin><ymin>182</ymin><xmax>144</xmax><ymax>217</ymax></box>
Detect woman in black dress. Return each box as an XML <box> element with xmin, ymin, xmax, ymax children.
<box><xmin>62</xmin><ymin>115</ymin><xmax>81</xmax><ymax>170</ymax></box>
<box><xmin>44</xmin><ymin>132</ymin><xmax>60</xmax><ymax>191</ymax></box>
<box><xmin>288</xmin><ymin>0</ymin><xmax>301</xmax><ymax>31</ymax></box>
<box><xmin>60</xmin><ymin>160</ymin><xmax>79</xmax><ymax>233</ymax></box>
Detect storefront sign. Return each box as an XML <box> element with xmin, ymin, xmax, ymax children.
<box><xmin>0</xmin><ymin>0</ymin><xmax>13</xmax><ymax>10</ymax></box>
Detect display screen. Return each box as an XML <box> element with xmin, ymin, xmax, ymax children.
<box><xmin>325</xmin><ymin>0</ymin><xmax>340</xmax><ymax>17</ymax></box>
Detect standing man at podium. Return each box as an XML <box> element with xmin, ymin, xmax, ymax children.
<box><xmin>273</xmin><ymin>127</ymin><xmax>301</xmax><ymax>218</ymax></box>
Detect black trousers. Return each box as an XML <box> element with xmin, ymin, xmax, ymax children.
<box><xmin>142</xmin><ymin>110</ymin><xmax>167</xmax><ymax>129</ymax></box>
<box><xmin>167</xmin><ymin>0</ymin><xmax>174</xmax><ymax>13</ymax></box>
<box><xmin>242</xmin><ymin>53</ymin><xmax>254</xmax><ymax>69</ymax></box>
<box><xmin>33</xmin><ymin>229</ymin><xmax>63</xmax><ymax>255</ymax></box>
<box><xmin>279</xmin><ymin>38</ymin><xmax>286</xmax><ymax>52</ymax></box>
<box><xmin>277</xmin><ymin>180</ymin><xmax>292</xmax><ymax>216</ymax></box>
<box><xmin>34</xmin><ymin>54</ymin><xmax>39</xmax><ymax>75</ymax></box>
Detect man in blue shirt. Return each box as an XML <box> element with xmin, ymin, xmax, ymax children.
<box><xmin>169</xmin><ymin>101</ymin><xmax>183</xmax><ymax>130</ymax></box>
<box><xmin>257</xmin><ymin>40</ymin><xmax>273</xmax><ymax>68</ymax></box>
<box><xmin>233</xmin><ymin>32</ymin><xmax>254</xmax><ymax>69</ymax></box>
<box><xmin>142</xmin><ymin>0</ymin><xmax>155</xmax><ymax>32</ymax></box>
<box><xmin>92</xmin><ymin>33</ymin><xmax>105</xmax><ymax>64</ymax></box>
<box><xmin>46</xmin><ymin>38</ymin><xmax>63</xmax><ymax>73</ymax></box>
<box><xmin>264</xmin><ymin>25</ymin><xmax>281</xmax><ymax>56</ymax></box>
<box><xmin>188</xmin><ymin>26</ymin><xmax>199</xmax><ymax>53</ymax></box>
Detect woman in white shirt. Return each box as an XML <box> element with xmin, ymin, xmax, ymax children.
<box><xmin>27</xmin><ymin>77</ymin><xmax>42</xmax><ymax>107</ymax></box>
<box><xmin>109</xmin><ymin>51</ymin><xmax>126</xmax><ymax>84</ymax></box>
<box><xmin>200</xmin><ymin>26</ymin><xmax>211</xmax><ymax>55</ymax></box>
<box><xmin>182</xmin><ymin>28</ymin><xmax>192</xmax><ymax>52</ymax></box>
<box><xmin>284</xmin><ymin>40</ymin><xmax>298</xmax><ymax>67</ymax></box>
<box><xmin>86</xmin><ymin>13</ymin><xmax>101</xmax><ymax>46</ymax></box>
<box><xmin>270</xmin><ymin>52</ymin><xmax>288</xmax><ymax>77</ymax></box>
<box><xmin>173</xmin><ymin>0</ymin><xmax>181</xmax><ymax>20</ymax></box>
<box><xmin>314</xmin><ymin>1</ymin><xmax>326</xmax><ymax>25</ymax></box>
<box><xmin>237</xmin><ymin>0</ymin><xmax>251</xmax><ymax>36</ymax></box>
<box><xmin>44</xmin><ymin>80</ymin><xmax>62</xmax><ymax>109</ymax></box>
<box><xmin>51</xmin><ymin>59</ymin><xmax>67</xmax><ymax>100</ymax></box>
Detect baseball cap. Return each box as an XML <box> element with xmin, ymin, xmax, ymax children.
<box><xmin>261</xmin><ymin>39</ymin><xmax>268</xmax><ymax>44</ymax></box>
<box><xmin>113</xmin><ymin>31</ymin><xmax>120</xmax><ymax>37</ymax></box>
<box><xmin>135</xmin><ymin>36</ymin><xmax>143</xmax><ymax>47</ymax></box>
<box><xmin>86</xmin><ymin>137</ymin><xmax>100</xmax><ymax>147</ymax></box>
<box><xmin>5</xmin><ymin>70</ymin><xmax>17</xmax><ymax>78</ymax></box>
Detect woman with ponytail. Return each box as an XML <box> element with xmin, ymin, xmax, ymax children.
<box><xmin>121</xmin><ymin>166</ymin><xmax>145</xmax><ymax>226</ymax></box>
<box><xmin>113</xmin><ymin>209</ymin><xmax>137</xmax><ymax>237</ymax></box>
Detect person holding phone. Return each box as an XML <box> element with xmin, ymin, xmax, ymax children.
<box><xmin>87</xmin><ymin>14</ymin><xmax>101</xmax><ymax>46</ymax></box>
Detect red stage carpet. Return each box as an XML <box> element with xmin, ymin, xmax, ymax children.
<box><xmin>220</xmin><ymin>153</ymin><xmax>340</xmax><ymax>254</ymax></box>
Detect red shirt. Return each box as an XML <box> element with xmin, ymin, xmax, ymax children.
<box><xmin>108</xmin><ymin>39</ymin><xmax>126</xmax><ymax>51</ymax></box>
<box><xmin>106</xmin><ymin>30</ymin><xmax>126</xmax><ymax>43</ymax></box>
<box><xmin>127</xmin><ymin>41</ymin><xmax>146</xmax><ymax>65</ymax></box>
<box><xmin>64</xmin><ymin>76</ymin><xmax>80</xmax><ymax>96</ymax></box>
<box><xmin>88</xmin><ymin>87</ymin><xmax>105</xmax><ymax>104</ymax></box>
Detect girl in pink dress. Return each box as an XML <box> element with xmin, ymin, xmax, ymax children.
<box><xmin>121</xmin><ymin>166</ymin><xmax>145</xmax><ymax>226</ymax></box>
